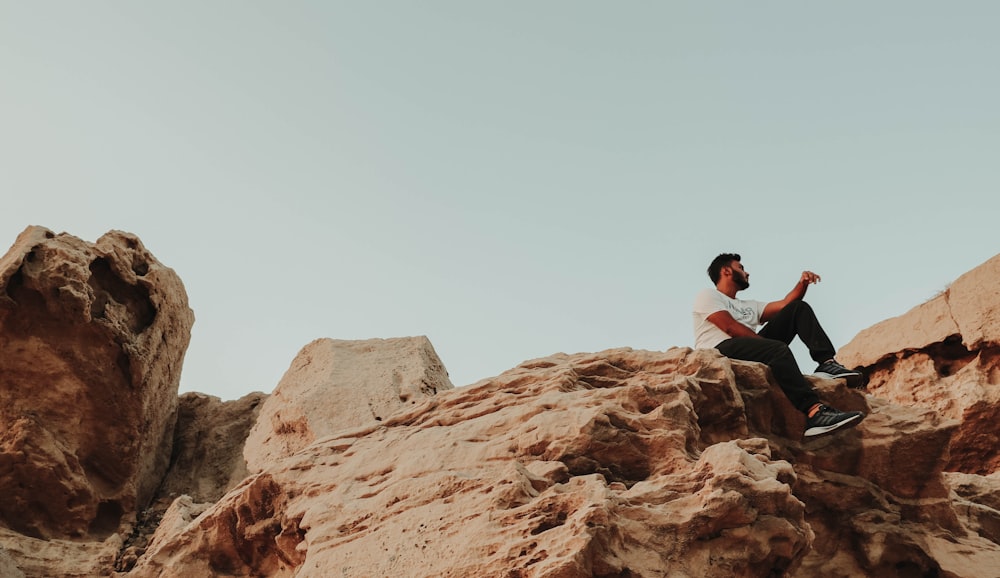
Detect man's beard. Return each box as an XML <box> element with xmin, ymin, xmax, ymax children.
<box><xmin>735</xmin><ymin>272</ymin><xmax>750</xmax><ymax>290</ymax></box>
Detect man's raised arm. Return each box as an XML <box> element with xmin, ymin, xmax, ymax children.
<box><xmin>761</xmin><ymin>271</ymin><xmax>821</xmax><ymax>323</ymax></box>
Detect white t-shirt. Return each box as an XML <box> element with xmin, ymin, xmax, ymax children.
<box><xmin>692</xmin><ymin>288</ymin><xmax>767</xmax><ymax>349</ymax></box>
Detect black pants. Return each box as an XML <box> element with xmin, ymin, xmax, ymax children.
<box><xmin>715</xmin><ymin>301</ymin><xmax>835</xmax><ymax>413</ymax></box>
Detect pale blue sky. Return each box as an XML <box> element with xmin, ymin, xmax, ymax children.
<box><xmin>2</xmin><ymin>2</ymin><xmax>998</xmax><ymax>399</ymax></box>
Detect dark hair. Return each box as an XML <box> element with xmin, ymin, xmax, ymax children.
<box><xmin>708</xmin><ymin>253</ymin><xmax>741</xmax><ymax>284</ymax></box>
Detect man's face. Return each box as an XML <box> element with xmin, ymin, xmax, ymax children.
<box><xmin>728</xmin><ymin>261</ymin><xmax>750</xmax><ymax>290</ymax></box>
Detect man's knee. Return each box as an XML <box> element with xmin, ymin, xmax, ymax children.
<box><xmin>785</xmin><ymin>300</ymin><xmax>814</xmax><ymax>316</ymax></box>
<box><xmin>758</xmin><ymin>339</ymin><xmax>795</xmax><ymax>363</ymax></box>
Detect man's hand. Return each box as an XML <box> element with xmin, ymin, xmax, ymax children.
<box><xmin>800</xmin><ymin>271</ymin><xmax>821</xmax><ymax>285</ymax></box>
<box><xmin>762</xmin><ymin>269</ymin><xmax>821</xmax><ymax>323</ymax></box>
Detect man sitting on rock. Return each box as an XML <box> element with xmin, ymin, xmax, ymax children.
<box><xmin>692</xmin><ymin>253</ymin><xmax>864</xmax><ymax>437</ymax></box>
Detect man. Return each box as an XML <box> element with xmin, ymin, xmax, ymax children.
<box><xmin>692</xmin><ymin>253</ymin><xmax>864</xmax><ymax>437</ymax></box>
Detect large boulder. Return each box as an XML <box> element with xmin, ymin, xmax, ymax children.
<box><xmin>839</xmin><ymin>252</ymin><xmax>1000</xmax><ymax>475</ymax></box>
<box><xmin>0</xmin><ymin>226</ymin><xmax>194</xmax><ymax>541</ymax></box>
<box><xmin>128</xmin><ymin>348</ymin><xmax>1000</xmax><ymax>578</ymax></box>
<box><xmin>244</xmin><ymin>336</ymin><xmax>453</xmax><ymax>473</ymax></box>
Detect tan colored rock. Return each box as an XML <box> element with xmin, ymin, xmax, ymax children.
<box><xmin>947</xmin><ymin>471</ymin><xmax>1000</xmax><ymax>545</ymax></box>
<box><xmin>0</xmin><ymin>526</ymin><xmax>121</xmax><ymax>578</ymax></box>
<box><xmin>0</xmin><ymin>548</ymin><xmax>25</xmax><ymax>578</ymax></box>
<box><xmin>6</xmin><ymin>232</ymin><xmax>1000</xmax><ymax>576</ymax></box>
<box><xmin>129</xmin><ymin>347</ymin><xmax>1000</xmax><ymax>578</ymax></box>
<box><xmin>244</xmin><ymin>336</ymin><xmax>453</xmax><ymax>473</ymax></box>
<box><xmin>838</xmin><ymin>294</ymin><xmax>960</xmax><ymax>370</ymax></box>
<box><xmin>0</xmin><ymin>226</ymin><xmax>194</xmax><ymax>543</ymax></box>
<box><xmin>839</xmin><ymin>252</ymin><xmax>1000</xmax><ymax>475</ymax></box>
<box><xmin>948</xmin><ymin>253</ymin><xmax>1000</xmax><ymax>351</ymax></box>
<box><xmin>839</xmin><ymin>253</ymin><xmax>1000</xmax><ymax>370</ymax></box>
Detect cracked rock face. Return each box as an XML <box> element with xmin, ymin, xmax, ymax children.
<box><xmin>0</xmin><ymin>226</ymin><xmax>194</xmax><ymax>541</ymax></box>
<box><xmin>839</xmin><ymin>253</ymin><xmax>1000</xmax><ymax>475</ymax></box>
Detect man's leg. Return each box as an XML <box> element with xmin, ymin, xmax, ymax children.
<box><xmin>756</xmin><ymin>300</ymin><xmax>835</xmax><ymax>363</ymax></box>
<box><xmin>716</xmin><ymin>336</ymin><xmax>864</xmax><ymax>438</ymax></box>
<box><xmin>716</xmin><ymin>337</ymin><xmax>820</xmax><ymax>413</ymax></box>
<box><xmin>759</xmin><ymin>300</ymin><xmax>864</xmax><ymax>385</ymax></box>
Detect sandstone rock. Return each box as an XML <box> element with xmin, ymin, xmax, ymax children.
<box><xmin>0</xmin><ymin>526</ymin><xmax>121</xmax><ymax>578</ymax></box>
<box><xmin>946</xmin><ymin>471</ymin><xmax>1000</xmax><ymax>545</ymax></box>
<box><xmin>839</xmin><ymin>252</ymin><xmax>1000</xmax><ymax>475</ymax></box>
<box><xmin>0</xmin><ymin>226</ymin><xmax>194</xmax><ymax>543</ymax></box>
<box><xmin>839</xmin><ymin>253</ymin><xmax>1000</xmax><ymax>370</ymax></box>
<box><xmin>159</xmin><ymin>391</ymin><xmax>267</xmax><ymax>504</ymax></box>
<box><xmin>129</xmin><ymin>347</ymin><xmax>1000</xmax><ymax>578</ymax></box>
<box><xmin>112</xmin><ymin>392</ymin><xmax>267</xmax><ymax>573</ymax></box>
<box><xmin>244</xmin><ymin>336</ymin><xmax>453</xmax><ymax>473</ymax></box>
<box><xmin>6</xmin><ymin>225</ymin><xmax>1000</xmax><ymax>576</ymax></box>
<box><xmin>838</xmin><ymin>293</ymin><xmax>961</xmax><ymax>370</ymax></box>
<box><xmin>0</xmin><ymin>548</ymin><xmax>25</xmax><ymax>578</ymax></box>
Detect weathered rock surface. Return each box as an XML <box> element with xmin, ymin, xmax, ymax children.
<box><xmin>244</xmin><ymin>336</ymin><xmax>453</xmax><ymax>474</ymax></box>
<box><xmin>839</xmin><ymin>253</ymin><xmax>1000</xmax><ymax>369</ymax></box>
<box><xmin>0</xmin><ymin>226</ymin><xmax>194</xmax><ymax>543</ymax></box>
<box><xmin>0</xmin><ymin>526</ymin><xmax>120</xmax><ymax>578</ymax></box>
<box><xmin>6</xmin><ymin>226</ymin><xmax>1000</xmax><ymax>578</ymax></box>
<box><xmin>112</xmin><ymin>392</ymin><xmax>269</xmax><ymax>572</ymax></box>
<box><xmin>840</xmin><ymin>253</ymin><xmax>1000</xmax><ymax>475</ymax></box>
<box><xmin>129</xmin><ymin>347</ymin><xmax>1000</xmax><ymax>578</ymax></box>
<box><xmin>161</xmin><ymin>391</ymin><xmax>267</xmax><ymax>504</ymax></box>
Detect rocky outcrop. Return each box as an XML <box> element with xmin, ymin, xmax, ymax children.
<box><xmin>6</xmin><ymin>226</ymin><xmax>1000</xmax><ymax>578</ymax></box>
<box><xmin>0</xmin><ymin>226</ymin><xmax>194</xmax><ymax>542</ymax></box>
<box><xmin>128</xmin><ymin>347</ymin><xmax>1000</xmax><ymax>578</ymax></box>
<box><xmin>837</xmin><ymin>252</ymin><xmax>1000</xmax><ymax>367</ymax></box>
<box><xmin>839</xmin><ymin>253</ymin><xmax>1000</xmax><ymax>475</ymax></box>
<box><xmin>244</xmin><ymin>336</ymin><xmax>453</xmax><ymax>474</ymax></box>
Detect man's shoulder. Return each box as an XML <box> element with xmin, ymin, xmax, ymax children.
<box><xmin>693</xmin><ymin>287</ymin><xmax>729</xmax><ymax>312</ymax></box>
<box><xmin>694</xmin><ymin>288</ymin><xmax>764</xmax><ymax>310</ymax></box>
<box><xmin>695</xmin><ymin>287</ymin><xmax>727</xmax><ymax>302</ymax></box>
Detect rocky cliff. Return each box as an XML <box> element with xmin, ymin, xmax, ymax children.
<box><xmin>3</xmin><ymin>229</ymin><xmax>1000</xmax><ymax>577</ymax></box>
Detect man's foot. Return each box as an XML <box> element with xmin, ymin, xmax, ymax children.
<box><xmin>804</xmin><ymin>404</ymin><xmax>864</xmax><ymax>437</ymax></box>
<box><xmin>813</xmin><ymin>359</ymin><xmax>865</xmax><ymax>388</ymax></box>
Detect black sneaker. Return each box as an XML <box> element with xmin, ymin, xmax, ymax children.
<box><xmin>813</xmin><ymin>359</ymin><xmax>864</xmax><ymax>388</ymax></box>
<box><xmin>804</xmin><ymin>404</ymin><xmax>864</xmax><ymax>437</ymax></box>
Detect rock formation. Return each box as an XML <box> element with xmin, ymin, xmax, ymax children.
<box><xmin>244</xmin><ymin>336</ymin><xmax>453</xmax><ymax>474</ymax></box>
<box><xmin>5</xmin><ymin>226</ymin><xmax>1000</xmax><ymax>577</ymax></box>
<box><xmin>839</xmin><ymin>253</ymin><xmax>1000</xmax><ymax>475</ymax></box>
<box><xmin>125</xmin><ymin>346</ymin><xmax>1000</xmax><ymax>577</ymax></box>
<box><xmin>115</xmin><ymin>391</ymin><xmax>268</xmax><ymax>572</ymax></box>
<box><xmin>0</xmin><ymin>226</ymin><xmax>194</xmax><ymax>541</ymax></box>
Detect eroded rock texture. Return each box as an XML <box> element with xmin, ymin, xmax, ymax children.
<box><xmin>0</xmin><ymin>226</ymin><xmax>194</xmax><ymax>542</ymax></box>
<box><xmin>244</xmin><ymin>336</ymin><xmax>453</xmax><ymax>473</ymax></box>
<box><xmin>129</xmin><ymin>348</ymin><xmax>1000</xmax><ymax>578</ymax></box>
<box><xmin>114</xmin><ymin>392</ymin><xmax>269</xmax><ymax>572</ymax></box>
<box><xmin>840</xmin><ymin>253</ymin><xmax>1000</xmax><ymax>475</ymax></box>
<box><xmin>6</xmin><ymin>225</ymin><xmax>1000</xmax><ymax>578</ymax></box>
